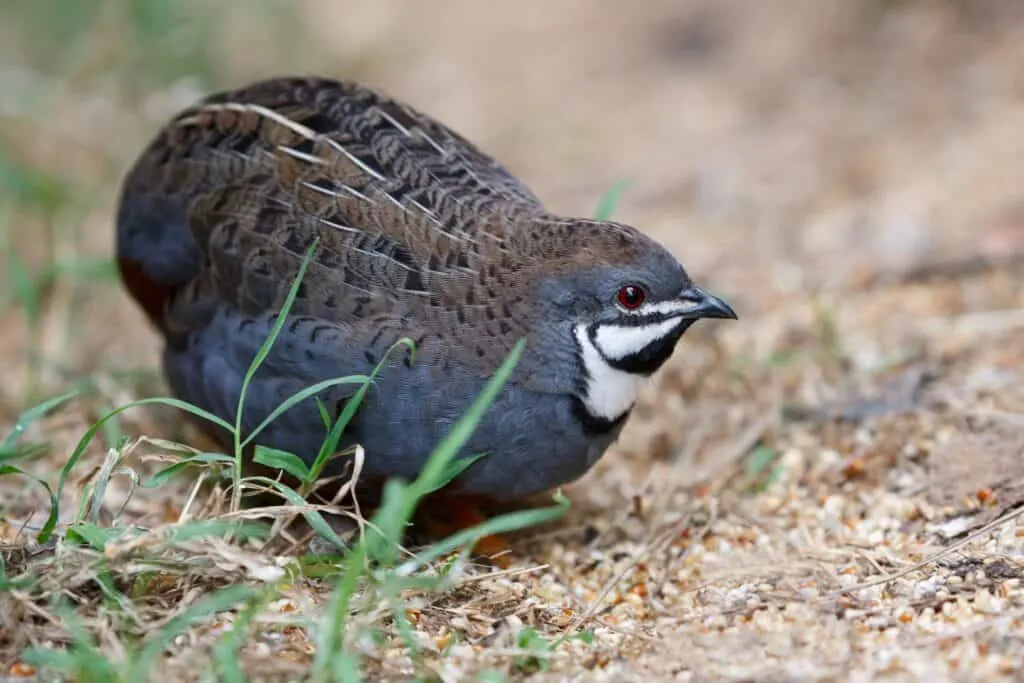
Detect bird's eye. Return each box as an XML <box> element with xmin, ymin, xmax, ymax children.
<box><xmin>616</xmin><ymin>284</ymin><xmax>646</xmax><ymax>310</ymax></box>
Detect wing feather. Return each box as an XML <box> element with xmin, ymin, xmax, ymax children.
<box><xmin>116</xmin><ymin>77</ymin><xmax>545</xmax><ymax>339</ymax></box>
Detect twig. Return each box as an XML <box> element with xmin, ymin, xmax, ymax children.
<box><xmin>826</xmin><ymin>504</ymin><xmax>1024</xmax><ymax>599</ymax></box>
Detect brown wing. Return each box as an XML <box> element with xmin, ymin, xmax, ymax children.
<box><xmin>115</xmin><ymin>76</ymin><xmax>545</xmax><ymax>340</ymax></box>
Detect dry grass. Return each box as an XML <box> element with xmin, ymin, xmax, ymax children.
<box><xmin>3</xmin><ymin>0</ymin><xmax>1024</xmax><ymax>680</ymax></box>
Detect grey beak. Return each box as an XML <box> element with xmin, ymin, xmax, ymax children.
<box><xmin>678</xmin><ymin>286</ymin><xmax>738</xmax><ymax>320</ymax></box>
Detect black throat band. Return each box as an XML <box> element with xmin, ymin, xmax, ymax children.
<box><xmin>571</xmin><ymin>396</ymin><xmax>631</xmax><ymax>435</ymax></box>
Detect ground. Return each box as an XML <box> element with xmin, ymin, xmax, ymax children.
<box><xmin>2</xmin><ymin>1</ymin><xmax>1024</xmax><ymax>681</ymax></box>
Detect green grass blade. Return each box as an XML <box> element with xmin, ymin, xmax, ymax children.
<box><xmin>381</xmin><ymin>580</ymin><xmax>421</xmax><ymax>663</ymax></box>
<box><xmin>330</xmin><ymin>652</ymin><xmax>363</xmax><ymax>683</ymax></box>
<box><xmin>57</xmin><ymin>396</ymin><xmax>236</xmax><ymax>503</ymax></box>
<box><xmin>5</xmin><ymin>243</ymin><xmax>42</xmax><ymax>327</ymax></box>
<box><xmin>85</xmin><ymin>442</ymin><xmax>124</xmax><ymax>524</ymax></box>
<box><xmin>128</xmin><ymin>584</ymin><xmax>257</xmax><ymax>681</ymax></box>
<box><xmin>232</xmin><ymin>240</ymin><xmax>319</xmax><ymax>511</ymax></box>
<box><xmin>403</xmin><ymin>492</ymin><xmax>570</xmax><ymax>570</ymax></box>
<box><xmin>422</xmin><ymin>452</ymin><xmax>487</xmax><ymax>496</ymax></box>
<box><xmin>142</xmin><ymin>452</ymin><xmax>235</xmax><ymax>489</ymax></box>
<box><xmin>305</xmin><ymin>338</ymin><xmax>415</xmax><ymax>486</ymax></box>
<box><xmin>65</xmin><ymin>522</ymin><xmax>126</xmax><ymax>551</ymax></box>
<box><xmin>2</xmin><ymin>388</ymin><xmax>79</xmax><ymax>451</ymax></box>
<box><xmin>593</xmin><ymin>178</ymin><xmax>632</xmax><ymax>221</ymax></box>
<box><xmin>165</xmin><ymin>519</ymin><xmax>269</xmax><ymax>544</ymax></box>
<box><xmin>311</xmin><ymin>543</ymin><xmax>367</xmax><ymax>682</ymax></box>
<box><xmin>211</xmin><ymin>587</ymin><xmax>276</xmax><ymax>683</ymax></box>
<box><xmin>253</xmin><ymin>445</ymin><xmax>310</xmax><ymax>480</ymax></box>
<box><xmin>0</xmin><ymin>464</ymin><xmax>60</xmax><ymax>544</ymax></box>
<box><xmin>410</xmin><ymin>339</ymin><xmax>523</xmax><ymax>497</ymax></box>
<box><xmin>240</xmin><ymin>374</ymin><xmax>371</xmax><ymax>449</ymax></box>
<box><xmin>367</xmin><ymin>339</ymin><xmax>524</xmax><ymax>564</ymax></box>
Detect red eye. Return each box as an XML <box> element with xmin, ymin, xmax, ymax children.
<box><xmin>616</xmin><ymin>284</ymin><xmax>646</xmax><ymax>310</ymax></box>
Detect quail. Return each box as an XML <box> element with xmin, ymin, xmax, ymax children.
<box><xmin>116</xmin><ymin>76</ymin><xmax>736</xmax><ymax>505</ymax></box>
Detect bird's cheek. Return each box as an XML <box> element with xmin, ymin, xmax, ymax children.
<box><xmin>592</xmin><ymin>317</ymin><xmax>681</xmax><ymax>361</ymax></box>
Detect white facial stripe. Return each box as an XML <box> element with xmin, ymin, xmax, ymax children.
<box><xmin>574</xmin><ymin>324</ymin><xmax>651</xmax><ymax>422</ymax></box>
<box><xmin>624</xmin><ymin>300</ymin><xmax>695</xmax><ymax>317</ymax></box>
<box><xmin>592</xmin><ymin>317</ymin><xmax>681</xmax><ymax>362</ymax></box>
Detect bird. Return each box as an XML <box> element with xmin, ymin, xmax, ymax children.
<box><xmin>116</xmin><ymin>76</ymin><xmax>737</xmax><ymax>516</ymax></box>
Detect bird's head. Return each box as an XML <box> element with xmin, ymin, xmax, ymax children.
<box><xmin>518</xmin><ymin>219</ymin><xmax>736</xmax><ymax>426</ymax></box>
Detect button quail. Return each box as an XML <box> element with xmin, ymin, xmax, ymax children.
<box><xmin>116</xmin><ymin>76</ymin><xmax>736</xmax><ymax>503</ymax></box>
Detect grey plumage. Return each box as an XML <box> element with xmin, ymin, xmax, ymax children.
<box><xmin>116</xmin><ymin>76</ymin><xmax>736</xmax><ymax>500</ymax></box>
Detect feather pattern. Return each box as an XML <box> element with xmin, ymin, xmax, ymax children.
<box><xmin>118</xmin><ymin>77</ymin><xmax>645</xmax><ymax>378</ymax></box>
<box><xmin>115</xmin><ymin>76</ymin><xmax>731</xmax><ymax>499</ymax></box>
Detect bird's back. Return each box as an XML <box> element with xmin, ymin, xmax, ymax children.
<box><xmin>116</xmin><ymin>76</ymin><xmax>547</xmax><ymax>350</ymax></box>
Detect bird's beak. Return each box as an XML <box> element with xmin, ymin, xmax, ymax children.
<box><xmin>678</xmin><ymin>286</ymin><xmax>738</xmax><ymax>320</ymax></box>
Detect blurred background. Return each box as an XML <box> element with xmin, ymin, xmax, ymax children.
<box><xmin>1</xmin><ymin>0</ymin><xmax>1023</xmax><ymax>438</ymax></box>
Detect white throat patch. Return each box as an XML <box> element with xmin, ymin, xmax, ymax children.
<box><xmin>574</xmin><ymin>317</ymin><xmax>682</xmax><ymax>422</ymax></box>
<box><xmin>574</xmin><ymin>324</ymin><xmax>648</xmax><ymax>421</ymax></box>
